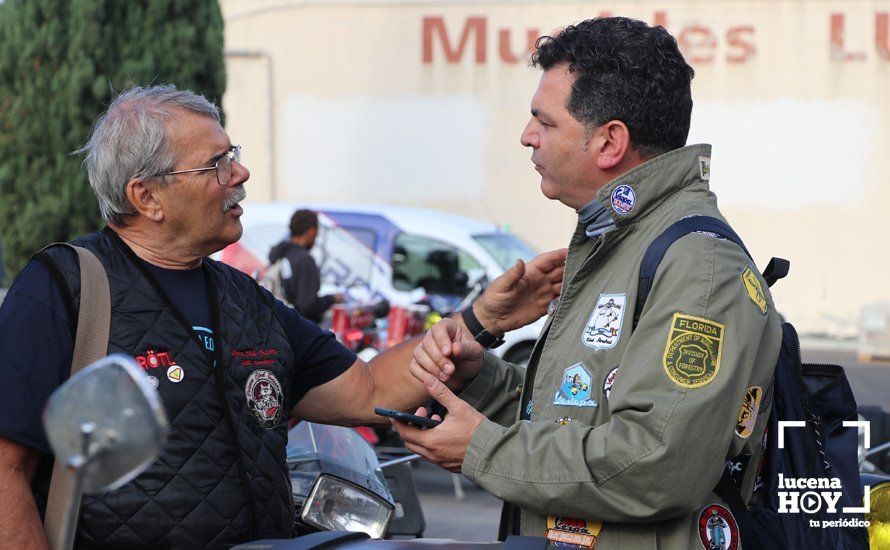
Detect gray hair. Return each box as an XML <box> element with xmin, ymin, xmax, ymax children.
<box><xmin>77</xmin><ymin>85</ymin><xmax>221</xmax><ymax>225</ymax></box>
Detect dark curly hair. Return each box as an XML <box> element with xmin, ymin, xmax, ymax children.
<box><xmin>289</xmin><ymin>209</ymin><xmax>318</xmax><ymax>237</ymax></box>
<box><xmin>532</xmin><ymin>17</ymin><xmax>694</xmax><ymax>157</ymax></box>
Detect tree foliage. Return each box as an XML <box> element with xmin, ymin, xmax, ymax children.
<box><xmin>0</xmin><ymin>0</ymin><xmax>226</xmax><ymax>283</ymax></box>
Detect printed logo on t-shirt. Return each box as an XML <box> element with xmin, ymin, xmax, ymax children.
<box><xmin>194</xmin><ymin>326</ymin><xmax>215</xmax><ymax>354</ymax></box>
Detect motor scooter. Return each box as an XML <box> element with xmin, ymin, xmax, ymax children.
<box><xmin>43</xmin><ymin>355</ymin><xmax>542</xmax><ymax>550</ymax></box>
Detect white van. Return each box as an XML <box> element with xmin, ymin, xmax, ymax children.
<box><xmin>219</xmin><ymin>202</ymin><xmax>544</xmax><ymax>365</ymax></box>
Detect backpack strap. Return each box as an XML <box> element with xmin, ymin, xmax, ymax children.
<box><xmin>39</xmin><ymin>243</ymin><xmax>110</xmax><ymax>550</ymax></box>
<box><xmin>633</xmin><ymin>215</ymin><xmax>751</xmax><ymax>330</ymax></box>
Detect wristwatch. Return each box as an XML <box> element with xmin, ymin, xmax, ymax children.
<box><xmin>461</xmin><ymin>304</ymin><xmax>505</xmax><ymax>349</ymax></box>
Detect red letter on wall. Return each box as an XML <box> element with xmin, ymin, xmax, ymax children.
<box><xmin>499</xmin><ymin>28</ymin><xmax>539</xmax><ymax>64</ymax></box>
<box><xmin>877</xmin><ymin>12</ymin><xmax>890</xmax><ymax>60</ymax></box>
<box><xmin>830</xmin><ymin>13</ymin><xmax>866</xmax><ymax>61</ymax></box>
<box><xmin>726</xmin><ymin>26</ymin><xmax>756</xmax><ymax>63</ymax></box>
<box><xmin>422</xmin><ymin>16</ymin><xmax>487</xmax><ymax>64</ymax></box>
<box><xmin>679</xmin><ymin>25</ymin><xmax>717</xmax><ymax>63</ymax></box>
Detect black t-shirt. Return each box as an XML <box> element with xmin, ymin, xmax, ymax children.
<box><xmin>0</xmin><ymin>257</ymin><xmax>356</xmax><ymax>456</ymax></box>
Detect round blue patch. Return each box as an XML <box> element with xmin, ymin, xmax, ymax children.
<box><xmin>611</xmin><ymin>185</ymin><xmax>636</xmax><ymax>215</ymax></box>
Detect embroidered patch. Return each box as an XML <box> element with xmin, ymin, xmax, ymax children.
<box><xmin>610</xmin><ymin>185</ymin><xmax>636</xmax><ymax>215</ymax></box>
<box><xmin>245</xmin><ymin>369</ymin><xmax>283</xmax><ymax>429</ymax></box>
<box><xmin>741</xmin><ymin>267</ymin><xmax>768</xmax><ymax>314</ymax></box>
<box><xmin>759</xmin><ymin>381</ymin><xmax>773</xmax><ymax>414</ymax></box>
<box><xmin>581</xmin><ymin>294</ymin><xmax>626</xmax><ymax>350</ymax></box>
<box><xmin>698</xmin><ymin>156</ymin><xmax>711</xmax><ymax>181</ymax></box>
<box><xmin>546</xmin><ymin>516</ymin><xmax>602</xmax><ymax>549</ymax></box>
<box><xmin>697</xmin><ymin>504</ymin><xmax>739</xmax><ymax>550</ymax></box>
<box><xmin>555</xmin><ymin>417</ymin><xmax>576</xmax><ymax>426</ymax></box>
<box><xmin>662</xmin><ymin>313</ymin><xmax>724</xmax><ymax>389</ymax></box>
<box><xmin>735</xmin><ymin>386</ymin><xmax>762</xmax><ymax>439</ymax></box>
<box><xmin>166</xmin><ymin>365</ymin><xmax>183</xmax><ymax>383</ymax></box>
<box><xmin>725</xmin><ymin>453</ymin><xmax>751</xmax><ymax>489</ymax></box>
<box><xmin>602</xmin><ymin>366</ymin><xmax>618</xmax><ymax>400</ymax></box>
<box><xmin>554</xmin><ymin>363</ymin><xmax>598</xmax><ymax>408</ymax></box>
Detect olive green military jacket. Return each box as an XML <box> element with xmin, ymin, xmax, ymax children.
<box><xmin>459</xmin><ymin>144</ymin><xmax>782</xmax><ymax>549</ymax></box>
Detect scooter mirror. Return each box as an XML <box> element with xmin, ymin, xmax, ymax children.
<box><xmin>42</xmin><ymin>354</ymin><xmax>168</xmax><ymax>493</ymax></box>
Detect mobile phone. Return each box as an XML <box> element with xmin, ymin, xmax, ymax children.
<box><xmin>374</xmin><ymin>407</ymin><xmax>441</xmax><ymax>428</ymax></box>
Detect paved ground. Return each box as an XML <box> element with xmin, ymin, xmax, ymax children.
<box><xmin>411</xmin><ymin>344</ymin><xmax>890</xmax><ymax>542</ymax></box>
<box><xmin>412</xmin><ymin>461</ymin><xmax>502</xmax><ymax>541</ymax></box>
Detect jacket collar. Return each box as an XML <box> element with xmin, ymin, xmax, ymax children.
<box><xmin>590</xmin><ymin>143</ymin><xmax>713</xmax><ymax>227</ymax></box>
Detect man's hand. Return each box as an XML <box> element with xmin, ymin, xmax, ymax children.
<box><xmin>409</xmin><ymin>318</ymin><xmax>483</xmax><ymax>389</ymax></box>
<box><xmin>390</xmin><ymin>377</ymin><xmax>485</xmax><ymax>472</ymax></box>
<box><xmin>474</xmin><ymin>248</ymin><xmax>567</xmax><ymax>335</ymax></box>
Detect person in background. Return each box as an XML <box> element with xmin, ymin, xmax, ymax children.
<box><xmin>268</xmin><ymin>209</ymin><xmax>342</xmax><ymax>323</ymax></box>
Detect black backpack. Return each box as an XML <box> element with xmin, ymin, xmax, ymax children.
<box><xmin>635</xmin><ymin>215</ymin><xmax>868</xmax><ymax>549</ymax></box>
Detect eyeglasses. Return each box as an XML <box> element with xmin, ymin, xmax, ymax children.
<box><xmin>156</xmin><ymin>144</ymin><xmax>241</xmax><ymax>186</ymax></box>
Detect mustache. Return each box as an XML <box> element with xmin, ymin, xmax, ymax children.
<box><xmin>224</xmin><ymin>185</ymin><xmax>246</xmax><ymax>210</ymax></box>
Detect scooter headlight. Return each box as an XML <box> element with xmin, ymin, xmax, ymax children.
<box><xmin>301</xmin><ymin>474</ymin><xmax>394</xmax><ymax>539</ymax></box>
<box><xmin>867</xmin><ymin>480</ymin><xmax>890</xmax><ymax>548</ymax></box>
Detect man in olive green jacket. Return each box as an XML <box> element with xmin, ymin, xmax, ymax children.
<box><xmin>394</xmin><ymin>17</ymin><xmax>782</xmax><ymax>550</ymax></box>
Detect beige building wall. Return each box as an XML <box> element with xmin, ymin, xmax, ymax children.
<box><xmin>220</xmin><ymin>0</ymin><xmax>890</xmax><ymax>337</ymax></box>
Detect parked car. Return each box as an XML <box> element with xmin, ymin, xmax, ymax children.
<box><xmin>217</xmin><ymin>202</ymin><xmax>544</xmax><ymax>365</ymax></box>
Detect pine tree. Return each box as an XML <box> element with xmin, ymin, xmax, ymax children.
<box><xmin>0</xmin><ymin>0</ymin><xmax>225</xmax><ymax>283</ymax></box>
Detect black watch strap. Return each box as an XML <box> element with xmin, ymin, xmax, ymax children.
<box><xmin>461</xmin><ymin>305</ymin><xmax>505</xmax><ymax>349</ymax></box>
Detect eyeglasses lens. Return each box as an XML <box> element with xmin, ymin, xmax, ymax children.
<box><xmin>215</xmin><ymin>146</ymin><xmax>240</xmax><ymax>186</ymax></box>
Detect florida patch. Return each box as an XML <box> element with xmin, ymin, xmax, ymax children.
<box><xmin>581</xmin><ymin>294</ymin><xmax>625</xmax><ymax>349</ymax></box>
<box><xmin>742</xmin><ymin>267</ymin><xmax>768</xmax><ymax>314</ymax></box>
<box><xmin>698</xmin><ymin>504</ymin><xmax>739</xmax><ymax>550</ymax></box>
<box><xmin>735</xmin><ymin>386</ymin><xmax>762</xmax><ymax>439</ymax></box>
<box><xmin>662</xmin><ymin>313</ymin><xmax>724</xmax><ymax>389</ymax></box>
<box><xmin>554</xmin><ymin>363</ymin><xmax>598</xmax><ymax>408</ymax></box>
<box><xmin>546</xmin><ymin>516</ymin><xmax>602</xmax><ymax>549</ymax></box>
<box><xmin>246</xmin><ymin>369</ymin><xmax>283</xmax><ymax>428</ymax></box>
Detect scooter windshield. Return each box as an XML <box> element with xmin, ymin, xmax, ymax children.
<box><xmin>287</xmin><ymin>422</ymin><xmax>390</xmax><ymax>501</ymax></box>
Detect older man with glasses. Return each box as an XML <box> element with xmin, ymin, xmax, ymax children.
<box><xmin>0</xmin><ymin>84</ymin><xmax>567</xmax><ymax>549</ymax></box>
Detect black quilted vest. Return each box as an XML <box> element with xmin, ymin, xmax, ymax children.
<box><xmin>41</xmin><ymin>229</ymin><xmax>296</xmax><ymax>549</ymax></box>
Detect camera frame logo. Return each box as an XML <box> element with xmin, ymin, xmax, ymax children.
<box><xmin>777</xmin><ymin>420</ymin><xmax>871</xmax><ymax>529</ymax></box>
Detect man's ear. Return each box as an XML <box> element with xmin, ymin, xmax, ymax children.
<box><xmin>594</xmin><ymin>120</ymin><xmax>632</xmax><ymax>171</ymax></box>
<box><xmin>125</xmin><ymin>178</ymin><xmax>164</xmax><ymax>222</ymax></box>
